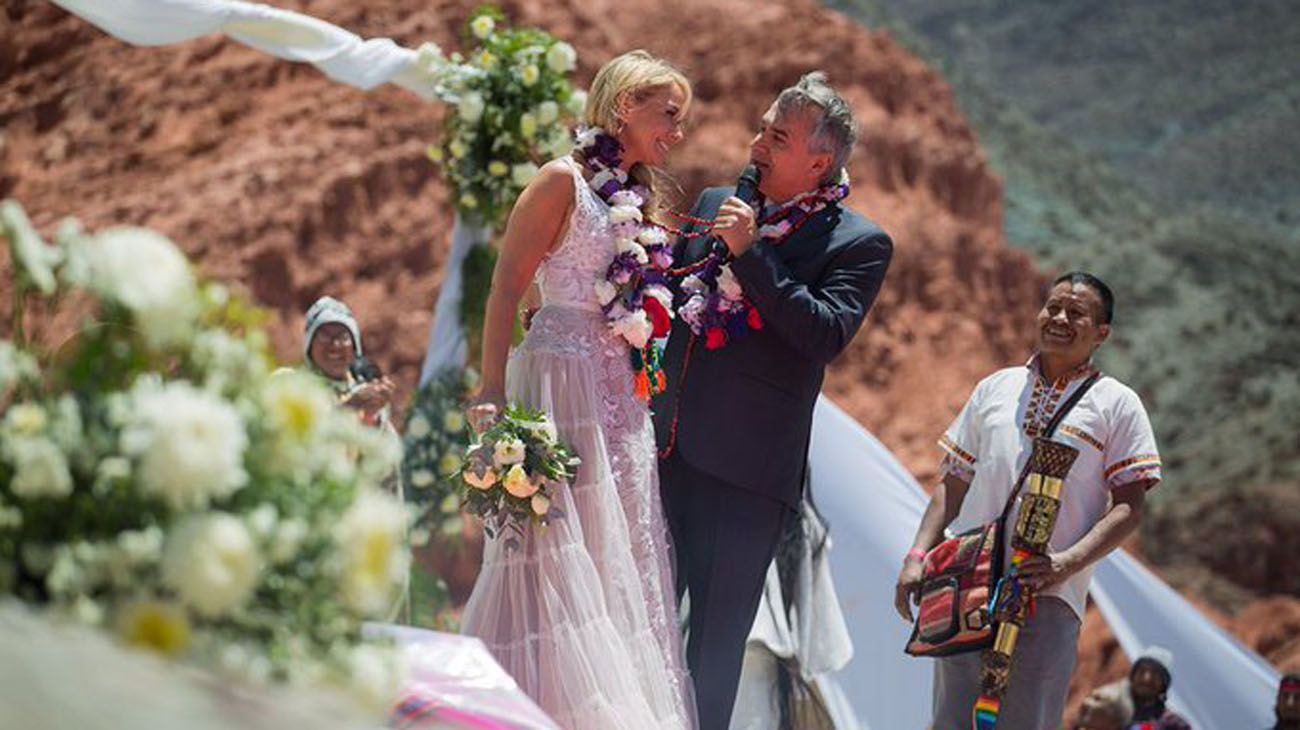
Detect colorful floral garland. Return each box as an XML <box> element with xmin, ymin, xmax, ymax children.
<box><xmin>676</xmin><ymin>169</ymin><xmax>850</xmax><ymax>350</ymax></box>
<box><xmin>576</xmin><ymin>127</ymin><xmax>676</xmax><ymax>401</ymax></box>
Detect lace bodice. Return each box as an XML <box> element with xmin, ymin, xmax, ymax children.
<box><xmin>535</xmin><ymin>156</ymin><xmax>613</xmax><ymax>312</ymax></box>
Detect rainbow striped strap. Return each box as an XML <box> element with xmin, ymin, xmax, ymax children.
<box><xmin>973</xmin><ymin>695</ymin><xmax>1001</xmax><ymax>730</ymax></box>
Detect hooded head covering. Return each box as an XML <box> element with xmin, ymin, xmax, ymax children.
<box><xmin>1131</xmin><ymin>645</ymin><xmax>1174</xmax><ymax>690</ymax></box>
<box><xmin>304</xmin><ymin>296</ymin><xmax>363</xmax><ymax>371</ymax></box>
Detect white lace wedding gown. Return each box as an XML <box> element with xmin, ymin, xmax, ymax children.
<box><xmin>460</xmin><ymin>157</ymin><xmax>695</xmax><ymax>729</ymax></box>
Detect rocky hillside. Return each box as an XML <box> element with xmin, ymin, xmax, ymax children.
<box><xmin>1</xmin><ymin>0</ymin><xmax>1042</xmax><ymax>482</ymax></box>
<box><xmin>3</xmin><ymin>0</ymin><xmax>1294</xmax><ymax>720</ymax></box>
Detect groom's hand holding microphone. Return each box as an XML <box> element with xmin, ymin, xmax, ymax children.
<box><xmin>712</xmin><ymin>165</ymin><xmax>762</xmax><ymax>257</ymax></box>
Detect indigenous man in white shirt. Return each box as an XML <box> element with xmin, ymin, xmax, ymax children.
<box><xmin>894</xmin><ymin>272</ymin><xmax>1163</xmax><ymax>729</ymax></box>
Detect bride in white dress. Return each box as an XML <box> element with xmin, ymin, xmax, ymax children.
<box><xmin>461</xmin><ymin>51</ymin><xmax>696</xmax><ymax>729</ymax></box>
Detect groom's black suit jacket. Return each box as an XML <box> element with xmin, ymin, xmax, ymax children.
<box><xmin>652</xmin><ymin>186</ymin><xmax>893</xmax><ymax>508</ymax></box>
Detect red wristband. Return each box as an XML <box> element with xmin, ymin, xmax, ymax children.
<box><xmin>906</xmin><ymin>547</ymin><xmax>928</xmax><ymax>563</ymax></box>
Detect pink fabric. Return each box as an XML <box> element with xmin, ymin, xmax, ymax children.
<box><xmin>459</xmin><ymin>158</ymin><xmax>695</xmax><ymax>729</ymax></box>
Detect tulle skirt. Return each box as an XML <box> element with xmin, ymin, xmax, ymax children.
<box><xmin>460</xmin><ymin>306</ymin><xmax>695</xmax><ymax>730</ymax></box>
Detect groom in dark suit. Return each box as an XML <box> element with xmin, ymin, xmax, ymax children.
<box><xmin>654</xmin><ymin>72</ymin><xmax>893</xmax><ymax>727</ymax></box>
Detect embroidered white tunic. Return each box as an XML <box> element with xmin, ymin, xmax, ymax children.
<box><xmin>938</xmin><ymin>356</ymin><xmax>1162</xmax><ymax>621</ymax></box>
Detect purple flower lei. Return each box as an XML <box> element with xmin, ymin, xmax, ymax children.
<box><xmin>677</xmin><ymin>171</ymin><xmax>851</xmax><ymax>349</ymax></box>
<box><xmin>575</xmin><ymin>126</ymin><xmax>676</xmax><ymax>397</ymax></box>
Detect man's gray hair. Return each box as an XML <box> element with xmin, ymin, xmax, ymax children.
<box><xmin>775</xmin><ymin>72</ymin><xmax>858</xmax><ymax>185</ymax></box>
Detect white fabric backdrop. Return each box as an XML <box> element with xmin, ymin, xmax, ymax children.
<box><xmin>51</xmin><ymin>0</ymin><xmax>441</xmax><ymax>99</ymax></box>
<box><xmin>419</xmin><ymin>217</ymin><xmax>492</xmax><ymax>386</ymax></box>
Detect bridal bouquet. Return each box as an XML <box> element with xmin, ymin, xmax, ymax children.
<box><xmin>460</xmin><ymin>406</ymin><xmax>580</xmax><ymax>542</ymax></box>
<box><xmin>1</xmin><ymin>201</ymin><xmax>408</xmax><ymax>709</ymax></box>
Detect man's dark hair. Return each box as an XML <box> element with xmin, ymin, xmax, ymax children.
<box><xmin>1053</xmin><ymin>271</ymin><xmax>1115</xmax><ymax>325</ymax></box>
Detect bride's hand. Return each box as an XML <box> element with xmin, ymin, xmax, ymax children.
<box><xmin>466</xmin><ymin>394</ymin><xmax>505</xmax><ymax>434</ymax></box>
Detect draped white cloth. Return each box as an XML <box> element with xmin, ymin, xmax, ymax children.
<box><xmin>50</xmin><ymin>0</ymin><xmax>442</xmax><ymax>100</ymax></box>
<box><xmin>419</xmin><ymin>216</ymin><xmax>491</xmax><ymax>386</ymax></box>
<box><xmin>808</xmin><ymin>396</ymin><xmax>1282</xmax><ymax>729</ymax></box>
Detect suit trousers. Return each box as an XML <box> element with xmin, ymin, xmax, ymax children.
<box><xmin>660</xmin><ymin>450</ymin><xmax>790</xmax><ymax>729</ymax></box>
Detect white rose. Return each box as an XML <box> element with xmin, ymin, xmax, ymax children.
<box><xmin>638</xmin><ymin>225</ymin><xmax>669</xmax><ymax>246</ymax></box>
<box><xmin>7</xmin><ymin>437</ymin><xmax>74</xmax><ymax>499</ymax></box>
<box><xmin>406</xmin><ymin>414</ymin><xmax>431</xmax><ymax>439</ymax></box>
<box><xmin>457</xmin><ymin>92</ymin><xmax>485</xmax><ymax>123</ymax></box>
<box><xmin>1</xmin><ymin>200</ymin><xmax>59</xmax><ymax>295</ymax></box>
<box><xmin>438</xmin><ymin>452</ymin><xmax>462</xmax><ymax>476</ymax></box>
<box><xmin>87</xmin><ymin>228</ymin><xmax>198</xmax><ymax>349</ymax></box>
<box><xmin>0</xmin><ymin>341</ymin><xmax>38</xmax><ymax>394</ymax></box>
<box><xmin>270</xmin><ymin>518</ymin><xmax>308</xmax><ymax>564</ymax></box>
<box><xmin>410</xmin><ymin>469</ymin><xmax>435</xmax><ymax>488</ymax></box>
<box><xmin>262</xmin><ymin>371</ymin><xmax>333</xmax><ymax>443</ymax></box>
<box><xmin>442</xmin><ymin>410</ymin><xmax>465</xmax><ymax>433</ymax></box>
<box><xmin>121</xmin><ymin>380</ymin><xmax>249</xmax><ymax>511</ymax></box>
<box><xmin>511</xmin><ymin>162</ymin><xmax>539</xmax><ymax>187</ymax></box>
<box><xmin>334</xmin><ymin>490</ymin><xmax>411</xmax><ymax>617</ymax></box>
<box><xmin>3</xmin><ymin>402</ymin><xmax>47</xmax><ymax>435</ymax></box>
<box><xmin>492</xmin><ymin>437</ymin><xmax>526</xmax><ymax>468</ymax></box>
<box><xmin>537</xmin><ymin>100</ymin><xmax>560</xmax><ymax>125</ymax></box>
<box><xmin>546</xmin><ymin>130</ymin><xmax>574</xmax><ymax>158</ymax></box>
<box><xmin>502</xmin><ymin>464</ymin><xmax>538</xmax><ymax>498</ymax></box>
<box><xmin>519</xmin><ymin>112</ymin><xmax>538</xmax><ymax>140</ymax></box>
<box><xmin>617</xmin><ymin>238</ymin><xmax>649</xmax><ymax>264</ymax></box>
<box><xmin>608</xmin><ymin>205</ymin><xmax>644</xmax><ymax>226</ymax></box>
<box><xmin>546</xmin><ymin>42</ymin><xmax>577</xmax><ymax>74</ymax></box>
<box><xmin>717</xmin><ymin>264</ymin><xmax>744</xmax><ymax>300</ymax></box>
<box><xmin>594</xmin><ymin>280</ymin><xmax>619</xmax><ymax>307</ymax></box>
<box><xmin>518</xmin><ymin>64</ymin><xmax>540</xmax><ymax>87</ymax></box>
<box><xmin>162</xmin><ymin>513</ymin><xmax>262</xmax><ymax>618</ymax></box>
<box><xmin>470</xmin><ymin>15</ymin><xmax>495</xmax><ymax>40</ymax></box>
<box><xmin>567</xmin><ymin>90</ymin><xmax>588</xmax><ymax>116</ymax></box>
<box><xmin>612</xmin><ymin>310</ymin><xmax>652</xmax><ymax>350</ymax></box>
<box><xmin>247</xmin><ymin>503</ymin><xmax>278</xmax><ymax>538</ymax></box>
<box><xmin>608</xmin><ymin>189</ymin><xmax>644</xmax><ymax>208</ymax></box>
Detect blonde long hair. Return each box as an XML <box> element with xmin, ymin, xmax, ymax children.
<box><xmin>578</xmin><ymin>50</ymin><xmax>690</xmax><ymax>218</ymax></box>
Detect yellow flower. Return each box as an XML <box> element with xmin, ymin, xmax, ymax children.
<box><xmin>4</xmin><ymin>403</ymin><xmax>47</xmax><ymax>435</ymax></box>
<box><xmin>479</xmin><ymin>51</ymin><xmax>498</xmax><ymax>72</ymax></box>
<box><xmin>438</xmin><ymin>452</ymin><xmax>461</xmax><ymax>476</ymax></box>
<box><xmin>488</xmin><ymin>161</ymin><xmax>509</xmax><ymax>177</ymax></box>
<box><xmin>459</xmin><ymin>193</ymin><xmax>478</xmax><ymax>209</ymax></box>
<box><xmin>116</xmin><ymin>601</ymin><xmax>191</xmax><ymax>658</ymax></box>
<box><xmin>503</xmin><ymin>464</ymin><xmax>538</xmax><ymax>498</ymax></box>
<box><xmin>449</xmin><ymin>138</ymin><xmax>468</xmax><ymax>160</ymax></box>
<box><xmin>519</xmin><ymin>64</ymin><xmax>540</xmax><ymax>87</ymax></box>
<box><xmin>470</xmin><ymin>15</ymin><xmax>495</xmax><ymax>40</ymax></box>
<box><xmin>463</xmin><ymin>465</ymin><xmax>497</xmax><ymax>490</ymax></box>
<box><xmin>262</xmin><ymin>372</ymin><xmax>332</xmax><ymax>442</ymax></box>
<box><xmin>519</xmin><ymin>112</ymin><xmax>538</xmax><ymax>141</ymax></box>
<box><xmin>426</xmin><ymin>144</ymin><xmax>444</xmax><ymax>163</ymax></box>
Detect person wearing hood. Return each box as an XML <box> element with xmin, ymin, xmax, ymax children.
<box><xmin>1128</xmin><ymin>646</ymin><xmax>1192</xmax><ymax>729</ymax></box>
<box><xmin>303</xmin><ymin>295</ymin><xmax>395</xmax><ymax>430</ymax></box>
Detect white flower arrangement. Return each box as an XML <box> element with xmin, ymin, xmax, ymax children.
<box><xmin>424</xmin><ymin>8</ymin><xmax>583</xmax><ymax>230</ymax></box>
<box><xmin>0</xmin><ymin>203</ymin><xmax>411</xmax><ymax>710</ymax></box>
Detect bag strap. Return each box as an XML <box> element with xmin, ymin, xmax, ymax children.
<box><xmin>995</xmin><ymin>371</ymin><xmax>1102</xmax><ymax>527</ymax></box>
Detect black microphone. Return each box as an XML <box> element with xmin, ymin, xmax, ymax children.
<box><xmin>707</xmin><ymin>165</ymin><xmax>763</xmax><ymax>257</ymax></box>
<box><xmin>735</xmin><ymin>164</ymin><xmax>762</xmax><ymax>207</ymax></box>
